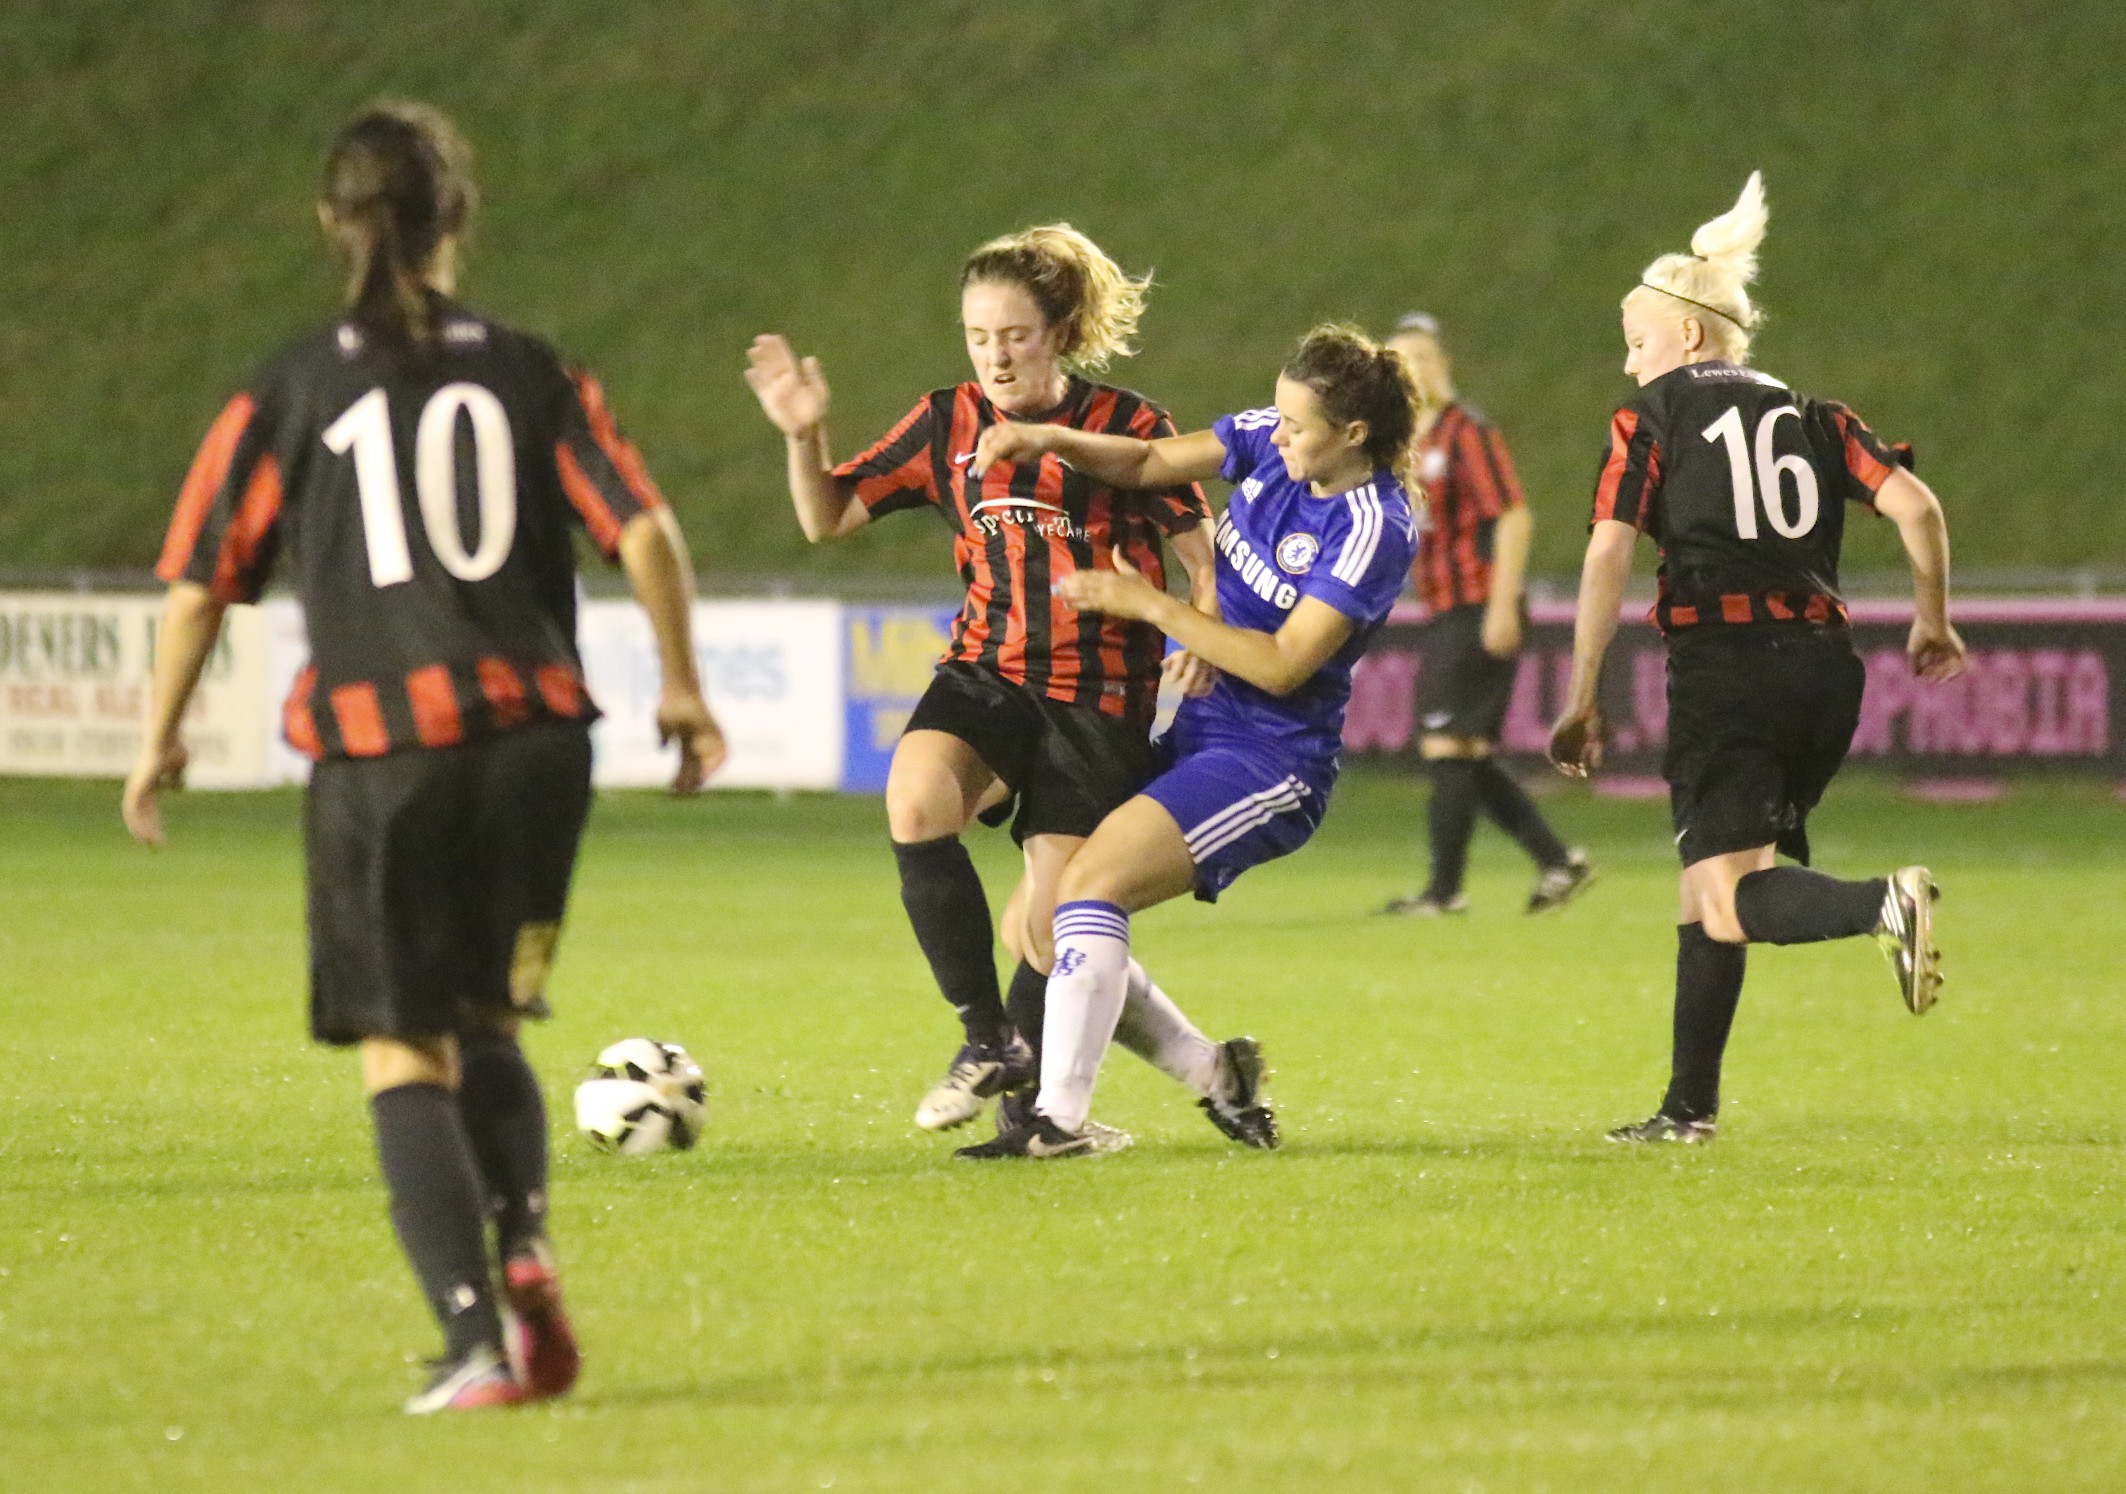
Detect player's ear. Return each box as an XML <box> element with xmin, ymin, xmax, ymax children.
<box><xmin>1345</xmin><ymin>418</ymin><xmax>1370</xmax><ymax>453</ymax></box>
<box><xmin>1680</xmin><ymin>315</ymin><xmax>1704</xmax><ymax>354</ymax></box>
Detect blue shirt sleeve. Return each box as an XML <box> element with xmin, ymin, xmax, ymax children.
<box><xmin>1212</xmin><ymin>408</ymin><xmax>1280</xmax><ymax>485</ymax></box>
<box><xmin>1297</xmin><ymin>481</ymin><xmax>1418</xmax><ymax>624</ymax></box>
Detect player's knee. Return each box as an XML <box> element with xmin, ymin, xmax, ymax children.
<box><xmin>1420</xmin><ymin>734</ymin><xmax>1489</xmax><ymax>760</ymax></box>
<box><xmin>360</xmin><ymin>1034</ymin><xmax>457</xmax><ymax>1095</ymax></box>
<box><xmin>1022</xmin><ymin>914</ymin><xmax>1055</xmax><ymax>968</ymax></box>
<box><xmin>1056</xmin><ymin>855</ymin><xmax>1120</xmax><ymax>908</ymax></box>
<box><xmin>1693</xmin><ymin>879</ymin><xmax>1749</xmax><ymax>943</ymax></box>
<box><xmin>884</xmin><ymin>784</ymin><xmax>962</xmax><ymax>843</ymax></box>
<box><xmin>1699</xmin><ymin>906</ymin><xmax>1748</xmax><ymax>944</ymax></box>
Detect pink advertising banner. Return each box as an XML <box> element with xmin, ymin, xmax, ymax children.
<box><xmin>1343</xmin><ymin>599</ymin><xmax>2122</xmax><ymax>772</ymax></box>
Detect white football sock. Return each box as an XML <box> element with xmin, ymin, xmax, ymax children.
<box><xmin>1036</xmin><ymin>901</ymin><xmax>1132</xmax><ymax>1134</ymax></box>
<box><xmin>1114</xmin><ymin>959</ymin><xmax>1220</xmax><ymax>1098</ymax></box>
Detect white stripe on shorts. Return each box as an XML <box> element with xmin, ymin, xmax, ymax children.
<box><xmin>1183</xmin><ymin>775</ymin><xmax>1309</xmax><ymax>862</ymax></box>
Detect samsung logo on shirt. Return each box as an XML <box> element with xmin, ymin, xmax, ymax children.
<box><xmin>1216</xmin><ymin>514</ymin><xmax>1300</xmax><ymax>610</ymax></box>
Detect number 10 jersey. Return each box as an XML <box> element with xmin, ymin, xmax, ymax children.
<box><xmin>1588</xmin><ymin>360</ymin><xmax>1912</xmax><ymax>635</ymax></box>
<box><xmin>157</xmin><ymin>301</ymin><xmax>663</xmax><ymax>760</ymax></box>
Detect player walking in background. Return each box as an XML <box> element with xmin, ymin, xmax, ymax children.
<box><xmin>1379</xmin><ymin>312</ymin><xmax>1590</xmax><ymax>917</ymax></box>
<box><xmin>745</xmin><ymin>226</ymin><xmax>1217</xmax><ymax>1135</ymax></box>
<box><xmin>1549</xmin><ymin>172</ymin><xmax>1965</xmax><ymax>1144</ymax></box>
<box><xmin>122</xmin><ymin>103</ymin><xmax>724</xmax><ymax>1409</ymax></box>
<box><xmin>955</xmin><ymin>325</ymin><xmax>1420</xmax><ymax>1158</ymax></box>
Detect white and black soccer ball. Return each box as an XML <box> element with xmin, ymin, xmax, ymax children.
<box><xmin>573</xmin><ymin>1038</ymin><xmax>707</xmax><ymax>1154</ymax></box>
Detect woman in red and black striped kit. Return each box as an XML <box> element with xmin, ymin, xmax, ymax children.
<box><xmin>1380</xmin><ymin>312</ymin><xmax>1589</xmax><ymax>918</ymax></box>
<box><xmin>124</xmin><ymin>103</ymin><xmax>723</xmax><ymax>1411</ymax></box>
<box><xmin>746</xmin><ymin>224</ymin><xmax>1217</xmax><ymax>1137</ymax></box>
<box><xmin>1550</xmin><ymin>173</ymin><xmax>1965</xmax><ymax>1144</ymax></box>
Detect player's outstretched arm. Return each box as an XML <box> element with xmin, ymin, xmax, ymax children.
<box><xmin>1548</xmin><ymin>519</ymin><xmax>1637</xmax><ymax>777</ymax></box>
<box><xmin>744</xmin><ymin>334</ymin><xmax>868</xmax><ymax>543</ymax></box>
<box><xmin>1873</xmin><ymin>467</ymin><xmax>1966</xmax><ymax>682</ymax></box>
<box><xmin>618</xmin><ymin>512</ymin><xmax>726</xmax><ymax>793</ymax></box>
<box><xmin>971</xmin><ymin>423</ymin><xmax>1227</xmax><ymax>492</ymax></box>
<box><xmin>1060</xmin><ymin>555</ymin><xmax>1352</xmax><ymax>697</ymax></box>
<box><xmin>122</xmin><ymin>581</ymin><xmax>227</xmax><ymax>846</ymax></box>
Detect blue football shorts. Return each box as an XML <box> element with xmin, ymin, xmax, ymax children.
<box><xmin>1140</xmin><ymin>731</ymin><xmax>1335</xmax><ymax>902</ymax></box>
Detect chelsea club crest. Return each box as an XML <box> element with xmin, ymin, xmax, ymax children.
<box><xmin>1276</xmin><ymin>532</ymin><xmax>1320</xmax><ymax>574</ymax></box>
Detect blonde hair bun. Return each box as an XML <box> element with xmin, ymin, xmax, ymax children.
<box><xmin>1689</xmin><ymin>170</ymin><xmax>1768</xmax><ymax>285</ymax></box>
<box><xmin>1635</xmin><ymin>171</ymin><xmax>1769</xmax><ymax>361</ymax></box>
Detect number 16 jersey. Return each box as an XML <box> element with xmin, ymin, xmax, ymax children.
<box><xmin>157</xmin><ymin>300</ymin><xmax>663</xmax><ymax>760</ymax></box>
<box><xmin>1588</xmin><ymin>360</ymin><xmax>1913</xmax><ymax>635</ymax></box>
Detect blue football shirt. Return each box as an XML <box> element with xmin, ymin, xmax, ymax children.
<box><xmin>1170</xmin><ymin>408</ymin><xmax>1418</xmax><ymax>756</ymax></box>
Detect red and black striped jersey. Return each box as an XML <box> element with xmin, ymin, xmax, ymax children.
<box><xmin>834</xmin><ymin>378</ymin><xmax>1211</xmax><ymax>726</ymax></box>
<box><xmin>157</xmin><ymin>299</ymin><xmax>662</xmax><ymax>760</ymax></box>
<box><xmin>1588</xmin><ymin>361</ymin><xmax>1912</xmax><ymax>635</ymax></box>
<box><xmin>1412</xmin><ymin>402</ymin><xmax>1523</xmax><ymax>612</ymax></box>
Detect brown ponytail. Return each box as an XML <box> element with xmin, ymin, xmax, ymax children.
<box><xmin>321</xmin><ymin>101</ymin><xmax>475</xmax><ymax>352</ymax></box>
<box><xmin>1282</xmin><ymin>323</ymin><xmax>1421</xmax><ymax>481</ymax></box>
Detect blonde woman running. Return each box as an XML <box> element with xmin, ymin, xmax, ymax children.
<box><xmin>1550</xmin><ymin>173</ymin><xmax>1966</xmax><ymax>1143</ymax></box>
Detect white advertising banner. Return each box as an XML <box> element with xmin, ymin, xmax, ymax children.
<box><xmin>0</xmin><ymin>591</ymin><xmax>276</xmax><ymax>787</ymax></box>
<box><xmin>579</xmin><ymin>598</ymin><xmax>844</xmax><ymax>790</ymax></box>
<box><xmin>0</xmin><ymin>592</ymin><xmax>846</xmax><ymax>791</ymax></box>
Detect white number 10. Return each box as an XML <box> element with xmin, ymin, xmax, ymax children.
<box><xmin>323</xmin><ymin>383</ymin><xmax>518</xmax><ymax>587</ymax></box>
<box><xmin>1701</xmin><ymin>404</ymin><xmax>1819</xmax><ymax>540</ymax></box>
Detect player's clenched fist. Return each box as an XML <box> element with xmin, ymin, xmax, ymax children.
<box><xmin>1057</xmin><ymin>551</ymin><xmax>1163</xmax><ymax>623</ymax></box>
<box><xmin>1547</xmin><ymin>705</ymin><xmax>1605</xmax><ymax>779</ymax></box>
<box><xmin>1907</xmin><ymin>618</ymin><xmax>1966</xmax><ymax>683</ymax></box>
<box><xmin>968</xmin><ymin>420</ymin><xmax>1056</xmax><ymax>477</ymax></box>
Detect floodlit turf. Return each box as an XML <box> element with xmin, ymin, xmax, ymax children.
<box><xmin>4</xmin><ymin>767</ymin><xmax>2125</xmax><ymax>1491</ymax></box>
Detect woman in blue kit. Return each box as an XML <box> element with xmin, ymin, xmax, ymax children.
<box><xmin>955</xmin><ymin>323</ymin><xmax>1420</xmax><ymax>1158</ymax></box>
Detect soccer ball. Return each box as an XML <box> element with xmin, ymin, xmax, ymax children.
<box><xmin>572</xmin><ymin>1038</ymin><xmax>707</xmax><ymax>1155</ymax></box>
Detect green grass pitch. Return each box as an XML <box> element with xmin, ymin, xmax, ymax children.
<box><xmin>4</xmin><ymin>768</ymin><xmax>2124</xmax><ymax>1491</ymax></box>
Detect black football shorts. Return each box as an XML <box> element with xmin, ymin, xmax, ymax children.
<box><xmin>1663</xmin><ymin>626</ymin><xmax>1865</xmax><ymax>868</ymax></box>
<box><xmin>1416</xmin><ymin>603</ymin><xmax>1520</xmax><ymax>743</ymax></box>
<box><xmin>305</xmin><ymin>720</ymin><xmax>593</xmax><ymax>1045</ymax></box>
<box><xmin>905</xmin><ymin>661</ymin><xmax>1154</xmax><ymax>843</ymax></box>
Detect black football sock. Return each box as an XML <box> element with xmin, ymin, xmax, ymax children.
<box><xmin>1733</xmin><ymin>867</ymin><xmax>1888</xmax><ymax>945</ymax></box>
<box><xmin>892</xmin><ymin>836</ymin><xmax>1008</xmax><ymax>1047</ymax></box>
<box><xmin>1424</xmin><ymin>758</ymin><xmax>1480</xmax><ymax>899</ymax></box>
<box><xmin>370</xmin><ymin>1082</ymin><xmax>504</xmax><ymax>1360</ymax></box>
<box><xmin>456</xmin><ymin>1030</ymin><xmax>550</xmax><ymax>1261</ymax></box>
<box><xmin>1004</xmin><ymin>959</ymin><xmax>1047</xmax><ymax>1066</ymax></box>
<box><xmin>1660</xmin><ymin>923</ymin><xmax>1749</xmax><ymax>1122</ymax></box>
<box><xmin>1471</xmin><ymin>757</ymin><xmax>1570</xmax><ymax>869</ymax></box>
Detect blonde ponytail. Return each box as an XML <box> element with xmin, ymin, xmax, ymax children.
<box><xmin>1634</xmin><ymin>171</ymin><xmax>1768</xmax><ymax>361</ymax></box>
<box><xmin>961</xmin><ymin>223</ymin><xmax>1150</xmax><ymax>374</ymax></box>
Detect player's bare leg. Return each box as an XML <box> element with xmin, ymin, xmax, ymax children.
<box><xmin>361</xmin><ymin>1035</ymin><xmax>525</xmax><ymax>1410</ymax></box>
<box><xmin>890</xmin><ymin>731</ymin><xmax>1032</xmax><ymax>1129</ymax></box>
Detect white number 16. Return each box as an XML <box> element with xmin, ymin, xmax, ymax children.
<box><xmin>323</xmin><ymin>383</ymin><xmax>518</xmax><ymax>587</ymax></box>
<box><xmin>1702</xmin><ymin>404</ymin><xmax>1819</xmax><ymax>540</ymax></box>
